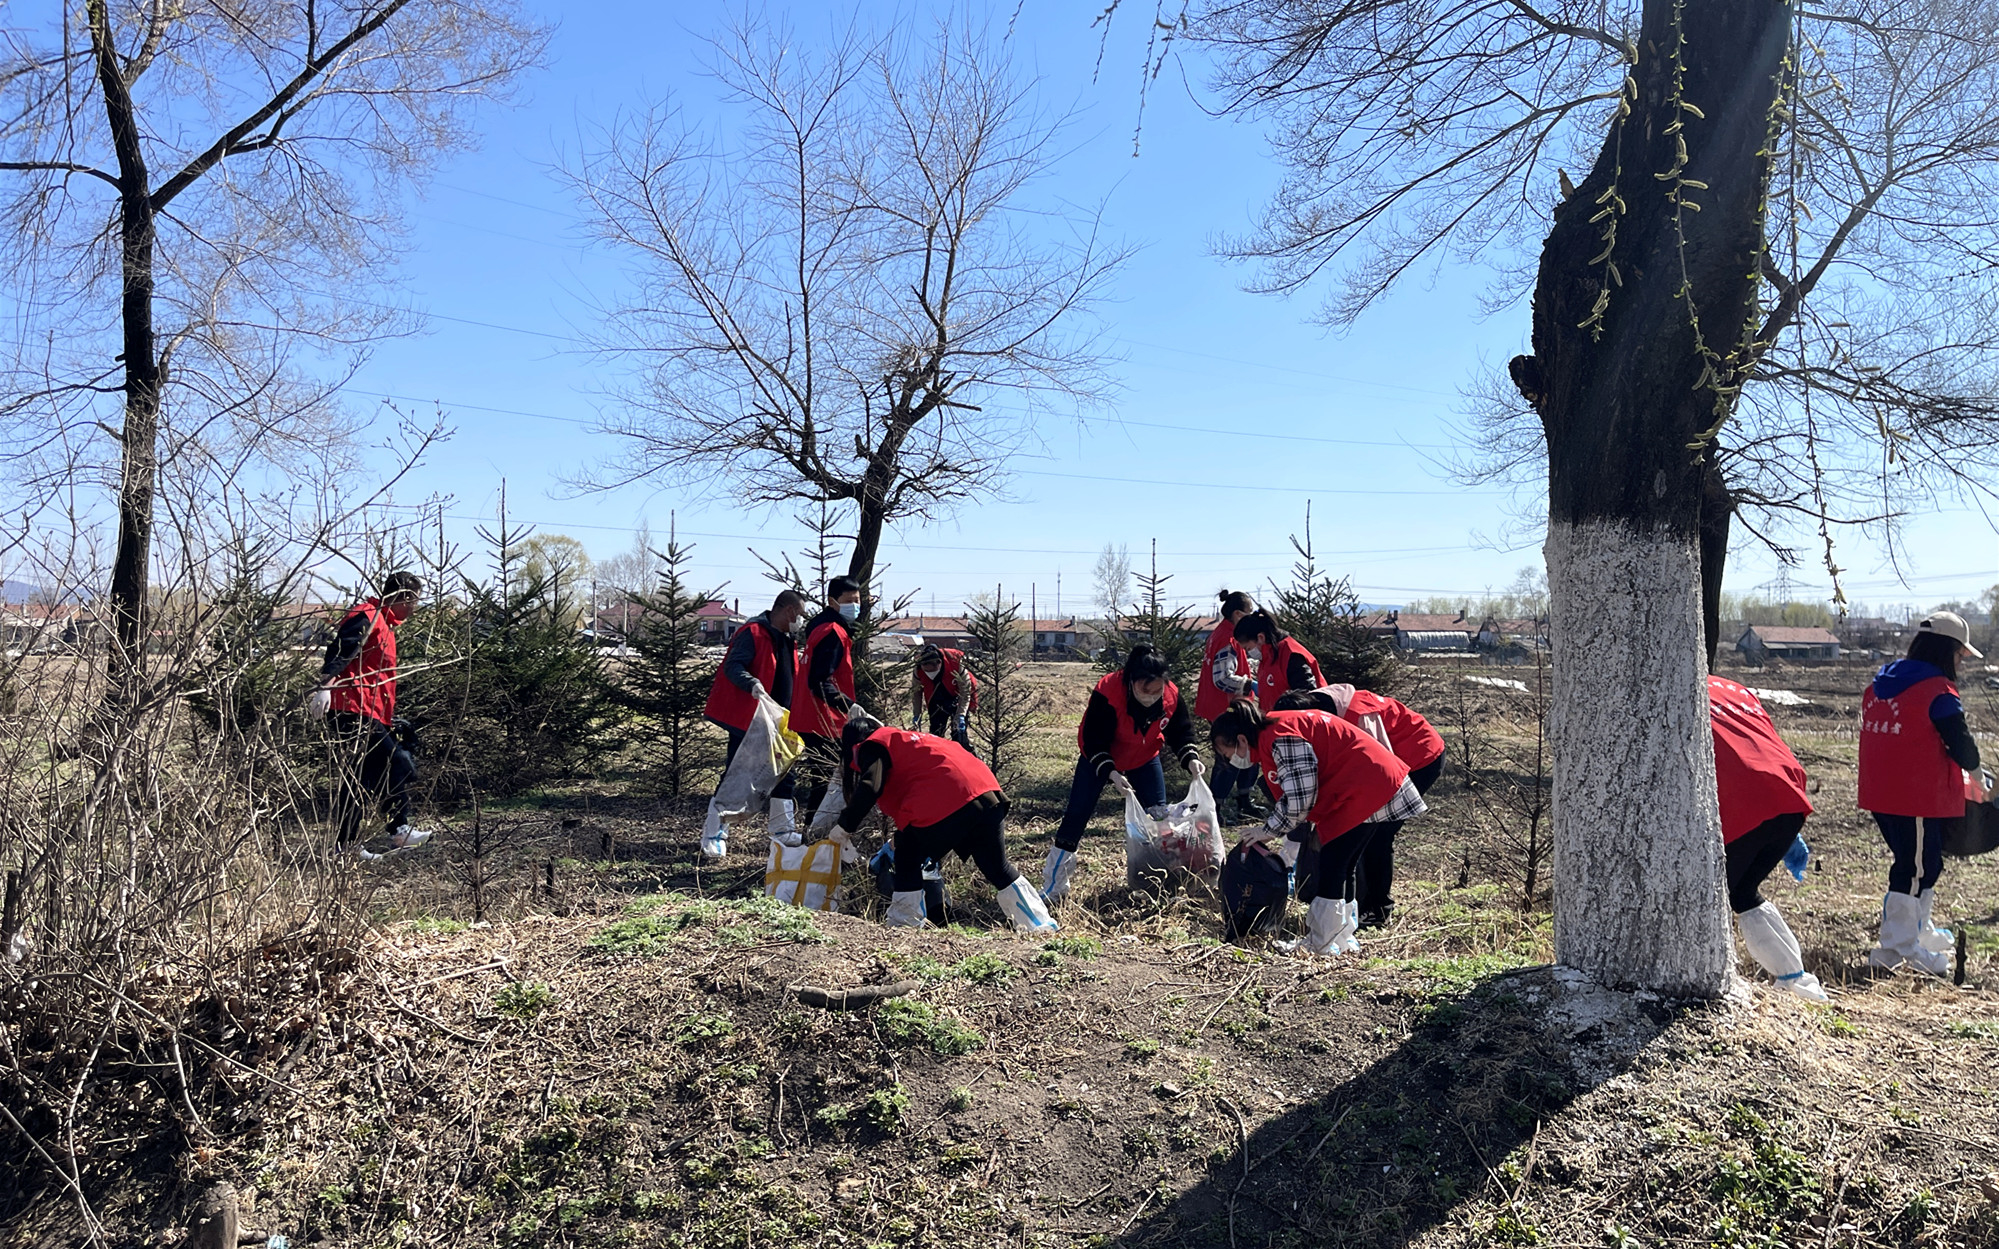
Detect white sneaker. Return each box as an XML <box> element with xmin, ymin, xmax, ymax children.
<box><xmin>358</xmin><ymin>824</ymin><xmax>432</xmax><ymax>860</ymax></box>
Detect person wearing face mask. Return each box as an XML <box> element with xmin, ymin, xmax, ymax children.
<box><xmin>310</xmin><ymin>570</ymin><xmax>433</xmax><ymax>856</ymax></box>
<box><xmin>699</xmin><ymin>589</ymin><xmax>805</xmax><ymax>855</ymax></box>
<box><xmin>1859</xmin><ymin>611</ymin><xmax>1987</xmax><ymax>975</ymax></box>
<box><xmin>1231</xmin><ymin>611</ymin><xmax>1325</xmax><ymax>713</ymax></box>
<box><xmin>791</xmin><ymin>577</ymin><xmax>864</xmax><ymax>819</ymax></box>
<box><xmin>1210</xmin><ymin>698</ymin><xmax>1425</xmax><ymax>956</ymax></box>
<box><xmin>829</xmin><ymin>708</ymin><xmax>1058</xmax><ymax>932</ymax></box>
<box><xmin>1200</xmin><ymin>590</ymin><xmax>1269</xmax><ymax>824</ymax></box>
<box><xmin>910</xmin><ymin>643</ymin><xmax>978</xmax><ymax>748</ymax></box>
<box><xmin>1041</xmin><ymin>645</ymin><xmax>1204</xmax><ymax>904</ymax></box>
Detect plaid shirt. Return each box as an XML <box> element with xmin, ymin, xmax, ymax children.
<box><xmin>1263</xmin><ymin>738</ymin><xmax>1428</xmax><ymax>838</ymax></box>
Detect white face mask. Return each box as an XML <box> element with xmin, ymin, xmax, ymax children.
<box><xmin>837</xmin><ymin>601</ymin><xmax>860</xmax><ymax>622</ymax></box>
<box><xmin>1229</xmin><ymin>750</ymin><xmax>1251</xmax><ymax>770</ymax></box>
<box><xmin>922</xmin><ymin>665</ymin><xmax>942</xmax><ymax>680</ymax></box>
<box><xmin>1133</xmin><ymin>687</ymin><xmax>1163</xmax><ymax>707</ymax></box>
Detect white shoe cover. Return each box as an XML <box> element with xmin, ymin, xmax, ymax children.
<box><xmin>700</xmin><ymin>799</ymin><xmax>728</xmax><ymax>858</ymax></box>
<box><xmin>1338</xmin><ymin>899</ymin><xmax>1361</xmax><ymax>954</ymax></box>
<box><xmin>1915</xmin><ymin>888</ymin><xmax>1955</xmax><ymax>955</ymax></box>
<box><xmin>1041</xmin><ymin>846</ymin><xmax>1079</xmax><ymax>906</ymax></box>
<box><xmin>885</xmin><ymin>891</ymin><xmax>929</xmax><ymax>928</ymax></box>
<box><xmin>998</xmin><ymin>878</ymin><xmax>1060</xmax><ymax>933</ymax></box>
<box><xmin>1877</xmin><ymin>892</ymin><xmax>1950</xmax><ymax>977</ymax></box>
<box><xmin>1735</xmin><ymin>902</ymin><xmax>1828</xmax><ymax>1001</ymax></box>
<box><xmin>767</xmin><ymin>798</ymin><xmax>796</xmax><ymax>839</ymax></box>
<box><xmin>1298</xmin><ymin>896</ymin><xmax>1350</xmax><ymax>956</ymax></box>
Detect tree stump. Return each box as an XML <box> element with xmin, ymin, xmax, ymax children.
<box><xmin>190</xmin><ymin>1182</ymin><xmax>238</xmax><ymax>1249</ymax></box>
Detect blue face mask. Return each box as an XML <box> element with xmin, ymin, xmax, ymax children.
<box><xmin>838</xmin><ymin>601</ymin><xmax>860</xmax><ymax>622</ymax></box>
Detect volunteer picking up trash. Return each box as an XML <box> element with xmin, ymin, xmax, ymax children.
<box><xmin>310</xmin><ymin>570</ymin><xmax>433</xmax><ymax>859</ymax></box>
<box><xmin>1858</xmin><ymin>611</ymin><xmax>1986</xmax><ymax>976</ymax></box>
<box><xmin>1042</xmin><ymin>644</ymin><xmax>1204</xmax><ymax>905</ymax></box>
<box><xmin>699</xmin><ymin>590</ymin><xmax>805</xmax><ymax>857</ymax></box>
<box><xmin>791</xmin><ymin>577</ymin><xmax>863</xmax><ymax>822</ymax></box>
<box><xmin>1198</xmin><ymin>590</ymin><xmax>1269</xmax><ymax>824</ymax></box>
<box><xmin>1231</xmin><ymin>611</ymin><xmax>1325</xmax><ymax>712</ymax></box>
<box><xmin>1210</xmin><ymin>698</ymin><xmax>1425</xmax><ymax>956</ymax></box>
<box><xmin>910</xmin><ymin>642</ymin><xmax>977</xmax><ymax>748</ymax></box>
<box><xmin>1274</xmin><ymin>683</ymin><xmax>1445</xmax><ymax>928</ymax></box>
<box><xmin>816</xmin><ymin>708</ymin><xmax>1057</xmax><ymax>933</ymax></box>
<box><xmin>1708</xmin><ymin>676</ymin><xmax>1828</xmax><ymax>1001</ymax></box>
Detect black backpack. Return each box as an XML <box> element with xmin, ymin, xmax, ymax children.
<box><xmin>1220</xmin><ymin>840</ymin><xmax>1290</xmax><ymax>942</ymax></box>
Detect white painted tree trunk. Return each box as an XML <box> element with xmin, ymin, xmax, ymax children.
<box><xmin>1544</xmin><ymin>519</ymin><xmax>1733</xmax><ymax>996</ymax></box>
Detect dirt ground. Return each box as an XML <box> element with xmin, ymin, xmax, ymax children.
<box><xmin>6</xmin><ymin>659</ymin><xmax>1999</xmax><ymax>1248</ymax></box>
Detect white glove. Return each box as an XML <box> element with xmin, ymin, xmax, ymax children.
<box><xmin>748</xmin><ymin>678</ymin><xmax>767</xmax><ymax>701</ymax></box>
<box><xmin>1187</xmin><ymin>757</ymin><xmax>1206</xmax><ymax>780</ymax></box>
<box><xmin>1277</xmin><ymin>837</ymin><xmax>1302</xmax><ymax>869</ymax></box>
<box><xmin>1110</xmin><ymin>772</ymin><xmax>1134</xmax><ymax>797</ymax></box>
<box><xmin>306</xmin><ymin>687</ymin><xmax>331</xmax><ymax>720</ymax></box>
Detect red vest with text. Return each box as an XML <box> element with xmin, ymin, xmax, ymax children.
<box><xmin>1707</xmin><ymin>676</ymin><xmax>1813</xmax><ymax>843</ymax></box>
<box><xmin>918</xmin><ymin>648</ymin><xmax>979</xmax><ymax>712</ymax></box>
<box><xmin>791</xmin><ymin>618</ymin><xmax>856</xmax><ymax>737</ymax></box>
<box><xmin>1255</xmin><ymin>637</ymin><xmax>1325</xmax><ymax>713</ymax></box>
<box><xmin>863</xmin><ymin>727</ymin><xmax>1000</xmax><ymax>830</ymax></box>
<box><xmin>327</xmin><ymin>599</ymin><xmax>399</xmax><ymax>726</ymax></box>
<box><xmin>1078</xmin><ymin>671</ymin><xmax>1182</xmax><ymax>772</ymax></box>
<box><xmin>703</xmin><ymin>620</ymin><xmax>780</xmax><ymax>733</ymax></box>
<box><xmin>1858</xmin><ymin>673</ymin><xmax>1963</xmax><ymax>818</ymax></box>
<box><xmin>1254</xmin><ymin>709</ymin><xmax>1408</xmax><ymax>844</ymax></box>
<box><xmin>1197</xmin><ymin>621</ymin><xmax>1250</xmax><ymax>720</ymax></box>
<box><xmin>1344</xmin><ymin>690</ymin><xmax>1446</xmax><ymax>771</ymax></box>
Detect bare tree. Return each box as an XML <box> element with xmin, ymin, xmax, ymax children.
<box><xmin>0</xmin><ymin>1</ymin><xmax>548</xmax><ymax>687</ymax></box>
<box><xmin>1092</xmin><ymin>540</ymin><xmax>1132</xmax><ymax>629</ymax></box>
<box><xmin>1189</xmin><ymin>0</ymin><xmax>1805</xmax><ymax>994</ymax></box>
<box><xmin>570</xmin><ymin>16</ymin><xmax>1126</xmax><ymax>602</ymax></box>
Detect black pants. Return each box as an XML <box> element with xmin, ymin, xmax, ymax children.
<box><xmin>892</xmin><ymin>794</ymin><xmax>1021</xmax><ymax>892</ymax></box>
<box><xmin>722</xmin><ymin>725</ymin><xmax>795</xmax><ymax>800</ymax></box>
<box><xmin>1352</xmin><ymin>756</ymin><xmax>1444</xmax><ymax>917</ymax></box>
<box><xmin>332</xmin><ymin>713</ymin><xmax>415</xmax><ymax>843</ymax></box>
<box><xmin>1871</xmin><ymin>811</ymin><xmax>1952</xmax><ymax>897</ymax></box>
<box><xmin>1726</xmin><ymin>811</ymin><xmax>1807</xmax><ymax>913</ymax></box>
<box><xmin>926</xmin><ymin>697</ymin><xmax>971</xmax><ymax>748</ymax></box>
<box><xmin>1293</xmin><ymin>822</ymin><xmax>1378</xmax><ymax>909</ymax></box>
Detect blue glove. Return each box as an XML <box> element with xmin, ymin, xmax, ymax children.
<box><xmin>955</xmin><ymin>713</ymin><xmax>968</xmax><ymax>734</ymax></box>
<box><xmin>1784</xmin><ymin>833</ymin><xmax>1809</xmax><ymax>883</ymax></box>
<box><xmin>1247</xmin><ymin>679</ymin><xmax>1259</xmax><ymax>695</ymax></box>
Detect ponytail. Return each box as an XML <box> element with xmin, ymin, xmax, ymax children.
<box><xmin>1218</xmin><ymin>589</ymin><xmax>1256</xmax><ymax>618</ymax></box>
<box><xmin>1123</xmin><ymin>642</ymin><xmax>1170</xmax><ymax>684</ymax></box>
<box><xmin>1209</xmin><ymin>698</ymin><xmax>1268</xmax><ymax>747</ymax></box>
<box><xmin>1233</xmin><ymin>610</ymin><xmax>1281</xmax><ymax>647</ymax></box>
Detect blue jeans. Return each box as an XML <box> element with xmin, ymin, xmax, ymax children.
<box><xmin>1054</xmin><ymin>754</ymin><xmax>1166</xmax><ymax>851</ymax></box>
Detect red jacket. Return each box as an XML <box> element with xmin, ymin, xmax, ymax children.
<box><xmin>1858</xmin><ymin>672</ymin><xmax>1963</xmax><ymax>818</ymax></box>
<box><xmin>1344</xmin><ymin>690</ymin><xmax>1446</xmax><ymax>772</ymax></box>
<box><xmin>1077</xmin><ymin>671</ymin><xmax>1183</xmax><ymax>772</ymax></box>
<box><xmin>791</xmin><ymin>618</ymin><xmax>855</xmax><ymax>737</ymax></box>
<box><xmin>1256</xmin><ymin>637</ymin><xmax>1325</xmax><ymax>713</ymax></box>
<box><xmin>917</xmin><ymin>648</ymin><xmax>979</xmax><ymax>712</ymax></box>
<box><xmin>863</xmin><ymin>727</ymin><xmax>1000</xmax><ymax>830</ymax></box>
<box><xmin>704</xmin><ymin>619</ymin><xmax>782</xmax><ymax>732</ymax></box>
<box><xmin>327</xmin><ymin>599</ymin><xmax>399</xmax><ymax>726</ymax></box>
<box><xmin>1196</xmin><ymin>621</ymin><xmax>1249</xmax><ymax>720</ymax></box>
<box><xmin>1255</xmin><ymin>709</ymin><xmax>1408</xmax><ymax>844</ymax></box>
<box><xmin>1707</xmin><ymin>676</ymin><xmax>1812</xmax><ymax>842</ymax></box>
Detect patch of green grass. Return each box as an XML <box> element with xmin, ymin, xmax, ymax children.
<box><xmin>1948</xmin><ymin>1018</ymin><xmax>1999</xmax><ymax>1040</ymax></box>
<box><xmin>1125</xmin><ymin>1036</ymin><xmax>1161</xmax><ymax>1059</ymax></box>
<box><xmin>675</xmin><ymin>1011</ymin><xmax>736</xmax><ymax>1047</ymax></box>
<box><xmin>494</xmin><ymin>981</ymin><xmax>556</xmax><ymax>1021</ymax></box>
<box><xmin>407</xmin><ymin>916</ymin><xmax>467</xmax><ymax>937</ymax></box>
<box><xmin>1807</xmin><ymin>1004</ymin><xmax>1858</xmax><ymax>1037</ymax></box>
<box><xmin>954</xmin><ymin>952</ymin><xmax>1016</xmax><ymax>984</ymax></box>
<box><xmin>1485</xmin><ymin>1212</ymin><xmax>1540</xmax><ymax>1245</ymax></box>
<box><xmin>813</xmin><ymin>1103</ymin><xmax>850</xmax><ymax>1129</ymax></box>
<box><xmin>1041</xmin><ymin>935</ymin><xmax>1103</xmax><ymax>960</ymax></box>
<box><xmin>945</xmin><ymin>1086</ymin><xmax>975</xmax><ymax>1112</ymax></box>
<box><xmin>861</xmin><ymin>1085</ymin><xmax>910</xmax><ymax>1134</ymax></box>
<box><xmin>595</xmin><ymin>893</ymin><xmax>828</xmax><ymax>954</ymax></box>
<box><xmin>876</xmin><ymin>998</ymin><xmax>985</xmax><ymax>1055</ymax></box>
<box><xmin>589</xmin><ymin>914</ymin><xmax>682</xmax><ymax>957</ymax></box>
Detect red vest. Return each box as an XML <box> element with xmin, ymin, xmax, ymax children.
<box><xmin>917</xmin><ymin>648</ymin><xmax>979</xmax><ymax>711</ymax></box>
<box><xmin>1345</xmin><ymin>690</ymin><xmax>1446</xmax><ymax>771</ymax></box>
<box><xmin>1254</xmin><ymin>709</ymin><xmax>1408</xmax><ymax>844</ymax></box>
<box><xmin>1196</xmin><ymin>621</ymin><xmax>1249</xmax><ymax>720</ymax></box>
<box><xmin>1858</xmin><ymin>672</ymin><xmax>1963</xmax><ymax>817</ymax></box>
<box><xmin>1707</xmin><ymin>676</ymin><xmax>1812</xmax><ymax>842</ymax></box>
<box><xmin>862</xmin><ymin>727</ymin><xmax>1000</xmax><ymax>830</ymax></box>
<box><xmin>790</xmin><ymin>618</ymin><xmax>856</xmax><ymax>737</ymax></box>
<box><xmin>1255</xmin><ymin>637</ymin><xmax>1325</xmax><ymax>713</ymax></box>
<box><xmin>1077</xmin><ymin>671</ymin><xmax>1182</xmax><ymax>772</ymax></box>
<box><xmin>327</xmin><ymin>599</ymin><xmax>398</xmax><ymax>726</ymax></box>
<box><xmin>703</xmin><ymin>620</ymin><xmax>780</xmax><ymax>732</ymax></box>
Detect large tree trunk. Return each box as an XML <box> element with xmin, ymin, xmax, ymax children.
<box><xmin>1529</xmin><ymin>0</ymin><xmax>1792</xmax><ymax>995</ymax></box>
<box><xmin>90</xmin><ymin>0</ymin><xmax>161</xmax><ymax>683</ymax></box>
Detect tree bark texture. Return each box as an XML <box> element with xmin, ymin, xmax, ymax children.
<box><xmin>1531</xmin><ymin>0</ymin><xmax>1792</xmax><ymax>994</ymax></box>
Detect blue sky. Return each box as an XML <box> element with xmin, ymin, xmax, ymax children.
<box><xmin>341</xmin><ymin>0</ymin><xmax>1997</xmax><ymax>618</ymax></box>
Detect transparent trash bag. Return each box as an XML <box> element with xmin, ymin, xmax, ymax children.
<box><xmin>708</xmin><ymin>693</ymin><xmax>805</xmax><ymax>830</ymax></box>
<box><xmin>1125</xmin><ymin>777</ymin><xmax>1224</xmax><ymax>890</ymax></box>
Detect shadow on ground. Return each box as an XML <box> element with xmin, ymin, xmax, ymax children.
<box><xmin>1111</xmin><ymin>966</ymin><xmax>1688</xmax><ymax>1249</ymax></box>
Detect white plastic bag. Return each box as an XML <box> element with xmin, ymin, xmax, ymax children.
<box><xmin>764</xmin><ymin>838</ymin><xmax>846</xmax><ymax>912</ymax></box>
<box><xmin>1125</xmin><ymin>777</ymin><xmax>1224</xmax><ymax>889</ymax></box>
<box><xmin>708</xmin><ymin>693</ymin><xmax>805</xmax><ymax>830</ymax></box>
